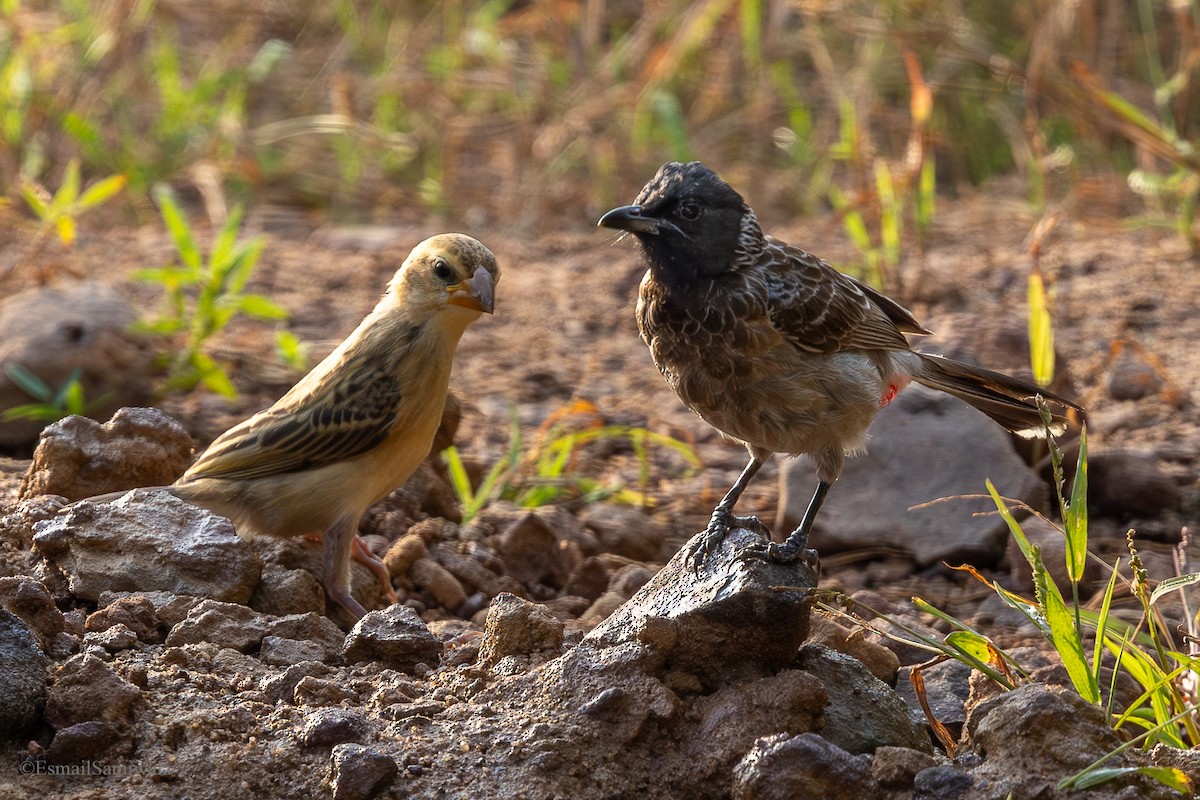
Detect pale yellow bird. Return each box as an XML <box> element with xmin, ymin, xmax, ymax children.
<box><xmin>92</xmin><ymin>233</ymin><xmax>498</xmax><ymax>619</ymax></box>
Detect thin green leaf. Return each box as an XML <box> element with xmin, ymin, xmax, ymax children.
<box><xmin>191</xmin><ymin>352</ymin><xmax>237</xmax><ymax>398</ymax></box>
<box><xmin>153</xmin><ymin>184</ymin><xmax>202</xmax><ymax>270</ymax></box>
<box><xmin>57</xmin><ymin>159</ymin><xmax>80</xmax><ymax>204</ymax></box>
<box><xmin>986</xmin><ymin>479</ymin><xmax>1035</xmax><ymax>567</ymax></box>
<box><xmin>130</xmin><ymin>266</ymin><xmax>196</xmax><ymax>286</ymax></box>
<box><xmin>55</xmin><ymin>215</ymin><xmax>76</xmax><ymax>246</ymax></box>
<box><xmin>1093</xmin><ymin>559</ymin><xmax>1121</xmax><ymax>699</ymax></box>
<box><xmin>471</xmin><ymin>458</ymin><xmax>512</xmax><ymax>518</ymax></box>
<box><xmin>61</xmin><ymin>380</ymin><xmax>86</xmax><ymax>415</ymax></box>
<box><xmin>208</xmin><ymin>206</ymin><xmax>245</xmax><ymax>279</ymax></box>
<box><xmin>1149</xmin><ymin>572</ymin><xmax>1200</xmax><ymax>607</ymax></box>
<box><xmin>1060</xmin><ymin>703</ymin><xmax>1200</xmax><ymax>790</ymax></box>
<box><xmin>51</xmin><ymin>367</ymin><xmax>82</xmax><ymax>406</ymax></box>
<box><xmin>1072</xmin><ymin>766</ymin><xmax>1191</xmax><ymax>793</ymax></box>
<box><xmin>4</xmin><ymin>364</ymin><xmax>52</xmax><ymax>402</ymax></box>
<box><xmin>1064</xmin><ymin>425</ymin><xmax>1088</xmax><ymax>582</ymax></box>
<box><xmin>275</xmin><ymin>331</ymin><xmax>308</xmax><ymax>372</ymax></box>
<box><xmin>1</xmin><ymin>403</ymin><xmax>61</xmax><ymax>423</ymax></box>
<box><xmin>1040</xmin><ymin>570</ymin><xmax>1100</xmax><ymax>703</ymax></box>
<box><xmin>442</xmin><ymin>446</ymin><xmax>475</xmax><ymax>508</ymax></box>
<box><xmin>1027</xmin><ymin>269</ymin><xmax>1054</xmax><ymax>386</ymax></box>
<box><xmin>237</xmin><ymin>294</ymin><xmax>289</xmax><ymax>320</ymax></box>
<box><xmin>229</xmin><ymin>238</ymin><xmax>266</xmax><ymax>292</ymax></box>
<box><xmin>20</xmin><ymin>183</ymin><xmax>49</xmax><ymax>219</ymax></box>
<box><xmin>76</xmin><ymin>174</ymin><xmax>127</xmax><ymax>209</ymax></box>
<box><xmin>944</xmin><ymin>630</ymin><xmax>994</xmax><ymax>663</ymax></box>
<box><xmin>131</xmin><ymin>318</ymin><xmax>185</xmax><ymax>335</ymax></box>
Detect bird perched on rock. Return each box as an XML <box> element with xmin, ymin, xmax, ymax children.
<box><xmin>90</xmin><ymin>233</ymin><xmax>498</xmax><ymax>618</ymax></box>
<box><xmin>599</xmin><ymin>161</ymin><xmax>1081</xmax><ymax>568</ymax></box>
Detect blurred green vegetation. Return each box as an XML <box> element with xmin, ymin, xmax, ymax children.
<box><xmin>1</xmin><ymin>0</ymin><xmax>1198</xmax><ymax>250</ymax></box>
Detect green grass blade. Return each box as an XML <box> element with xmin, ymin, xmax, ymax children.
<box><xmin>1027</xmin><ymin>269</ymin><xmax>1055</xmax><ymax>386</ymax></box>
<box><xmin>55</xmin><ymin>216</ymin><xmax>76</xmax><ymax>246</ymax></box>
<box><xmin>986</xmin><ymin>479</ymin><xmax>1035</xmax><ymax>567</ymax></box>
<box><xmin>1072</xmin><ymin>766</ymin><xmax>1191</xmax><ymax>793</ymax></box>
<box><xmin>77</xmin><ymin>174</ymin><xmax>127</xmax><ymax>209</ymax></box>
<box><xmin>470</xmin><ymin>458</ymin><xmax>513</xmax><ymax>519</ymax></box>
<box><xmin>56</xmin><ymin>159</ymin><xmax>80</xmax><ymax>204</ymax></box>
<box><xmin>20</xmin><ymin>183</ymin><xmax>49</xmax><ymax>219</ymax></box>
<box><xmin>442</xmin><ymin>445</ymin><xmax>476</xmax><ymax>507</ymax></box>
<box><xmin>944</xmin><ymin>630</ymin><xmax>993</xmax><ymax>662</ymax></box>
<box><xmin>1060</xmin><ymin>703</ymin><xmax>1199</xmax><ymax>790</ymax></box>
<box><xmin>1065</xmin><ymin>426</ymin><xmax>1088</xmax><ymax>582</ymax></box>
<box><xmin>4</xmin><ymin>364</ymin><xmax>52</xmax><ymax>402</ymax></box>
<box><xmin>1</xmin><ymin>403</ymin><xmax>62</xmax><ymax>423</ymax></box>
<box><xmin>1040</xmin><ymin>570</ymin><xmax>1100</xmax><ymax>703</ymax></box>
<box><xmin>192</xmin><ymin>352</ymin><xmax>237</xmax><ymax>398</ymax></box>
<box><xmin>1092</xmin><ymin>559</ymin><xmax>1121</xmax><ymax>698</ymax></box>
<box><xmin>1149</xmin><ymin>573</ymin><xmax>1200</xmax><ymax>607</ymax></box>
<box><xmin>237</xmin><ymin>294</ymin><xmax>289</xmax><ymax>320</ymax></box>
<box><xmin>153</xmin><ymin>184</ymin><xmax>202</xmax><ymax>271</ymax></box>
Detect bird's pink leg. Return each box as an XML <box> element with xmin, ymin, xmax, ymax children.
<box><xmin>323</xmin><ymin>516</ymin><xmax>370</xmax><ymax>619</ymax></box>
<box><xmin>351</xmin><ymin>535</ymin><xmax>399</xmax><ymax>605</ymax></box>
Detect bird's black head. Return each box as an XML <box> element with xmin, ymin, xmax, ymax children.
<box><xmin>598</xmin><ymin>161</ymin><xmax>760</xmax><ymax>289</ymax></box>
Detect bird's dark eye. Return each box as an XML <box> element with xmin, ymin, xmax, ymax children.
<box><xmin>678</xmin><ymin>201</ymin><xmax>702</xmax><ymax>221</ymax></box>
<box><xmin>433</xmin><ymin>259</ymin><xmax>455</xmax><ymax>282</ymax></box>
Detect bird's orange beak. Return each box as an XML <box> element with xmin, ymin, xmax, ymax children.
<box><xmin>447</xmin><ymin>266</ymin><xmax>495</xmax><ymax>314</ymax></box>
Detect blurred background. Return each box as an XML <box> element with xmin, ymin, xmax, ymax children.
<box><xmin>1</xmin><ymin>0</ymin><xmax>1197</xmax><ymax>249</ymax></box>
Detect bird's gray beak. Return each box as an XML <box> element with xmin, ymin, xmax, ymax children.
<box><xmin>447</xmin><ymin>266</ymin><xmax>495</xmax><ymax>314</ymax></box>
<box><xmin>598</xmin><ymin>204</ymin><xmax>661</xmax><ymax>235</ymax></box>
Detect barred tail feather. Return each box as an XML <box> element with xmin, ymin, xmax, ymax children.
<box><xmin>913</xmin><ymin>354</ymin><xmax>1083</xmax><ymax>438</ymax></box>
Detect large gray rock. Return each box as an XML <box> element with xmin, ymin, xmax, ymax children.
<box><xmin>343</xmin><ymin>605</ymin><xmax>443</xmax><ymax>672</ymax></box>
<box><xmin>586</xmin><ymin>526</ymin><xmax>814</xmax><ymax>687</ymax></box>
<box><xmin>32</xmin><ymin>490</ymin><xmax>263</xmax><ymax>604</ymax></box>
<box><xmin>964</xmin><ymin>683</ymin><xmax>1178</xmax><ymax>799</ymax></box>
<box><xmin>389</xmin><ymin>526</ymin><xmax>826</xmax><ymax>798</ymax></box>
<box><xmin>0</xmin><ymin>283</ymin><xmax>156</xmax><ymax>450</ymax></box>
<box><xmin>477</xmin><ymin>592</ymin><xmax>564</xmax><ymax>666</ymax></box>
<box><xmin>797</xmin><ymin>644</ymin><xmax>930</xmax><ymax>755</ymax></box>
<box><xmin>19</xmin><ymin>407</ymin><xmax>193</xmax><ymax>501</ymax></box>
<box><xmin>0</xmin><ymin>575</ymin><xmax>64</xmax><ymax>650</ymax></box>
<box><xmin>43</xmin><ymin>652</ymin><xmax>140</xmax><ymax>729</ymax></box>
<box><xmin>165</xmin><ymin>599</ymin><xmax>345</xmax><ymax>662</ymax></box>
<box><xmin>329</xmin><ymin>743</ymin><xmax>397</xmax><ymax>800</ymax></box>
<box><xmin>732</xmin><ymin>732</ymin><xmax>879</xmax><ymax>800</ymax></box>
<box><xmin>0</xmin><ymin>608</ymin><xmax>48</xmax><ymax>739</ymax></box>
<box><xmin>778</xmin><ymin>386</ymin><xmax>1045</xmax><ymax>566</ymax></box>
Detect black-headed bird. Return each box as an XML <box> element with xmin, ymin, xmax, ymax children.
<box><xmin>599</xmin><ymin>161</ymin><xmax>1080</xmax><ymax>568</ymax></box>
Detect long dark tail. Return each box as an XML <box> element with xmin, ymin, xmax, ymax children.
<box><xmin>913</xmin><ymin>354</ymin><xmax>1083</xmax><ymax>437</ymax></box>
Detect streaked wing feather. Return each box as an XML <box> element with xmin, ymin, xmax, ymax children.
<box><xmin>764</xmin><ymin>240</ymin><xmax>916</xmax><ymax>354</ymax></box>
<box><xmin>183</xmin><ymin>358</ymin><xmax>402</xmax><ymax>481</ymax></box>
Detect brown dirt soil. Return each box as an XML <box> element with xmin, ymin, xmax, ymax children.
<box><xmin>1</xmin><ymin>187</ymin><xmax>1198</xmax><ymax>798</ymax></box>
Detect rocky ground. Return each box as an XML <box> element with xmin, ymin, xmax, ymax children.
<box><xmin>0</xmin><ymin>190</ymin><xmax>1197</xmax><ymax>799</ymax></box>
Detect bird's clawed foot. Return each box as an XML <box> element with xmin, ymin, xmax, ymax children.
<box><xmin>351</xmin><ymin>535</ymin><xmax>399</xmax><ymax>605</ymax></box>
<box><xmin>684</xmin><ymin>507</ymin><xmax>768</xmax><ymax>573</ymax></box>
<box><xmin>739</xmin><ymin>528</ymin><xmax>818</xmax><ymax>567</ymax></box>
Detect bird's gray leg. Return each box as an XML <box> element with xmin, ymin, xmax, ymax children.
<box><xmin>685</xmin><ymin>455</ymin><xmax>766</xmax><ymax>571</ymax></box>
<box><xmin>745</xmin><ymin>479</ymin><xmax>827</xmax><ymax>564</ymax></box>
<box><xmin>324</xmin><ymin>514</ymin><xmax>369</xmax><ymax>620</ymax></box>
